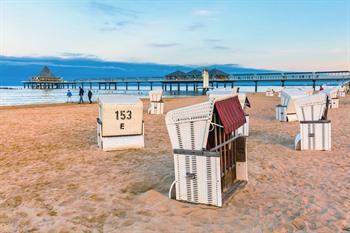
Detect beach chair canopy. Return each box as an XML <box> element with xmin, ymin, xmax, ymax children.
<box><xmin>294</xmin><ymin>93</ymin><xmax>327</xmax><ymax>121</ymax></box>
<box><xmin>280</xmin><ymin>89</ymin><xmax>307</xmax><ymax>114</ymax></box>
<box><xmin>214</xmin><ymin>96</ymin><xmax>246</xmax><ymax>134</ymax></box>
<box><xmin>166</xmin><ymin>96</ymin><xmax>246</xmax><ymax>150</ymax></box>
<box><xmin>149</xmin><ymin>89</ymin><xmax>163</xmax><ymax>102</ymax></box>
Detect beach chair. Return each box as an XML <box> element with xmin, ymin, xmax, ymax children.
<box><xmin>294</xmin><ymin>93</ymin><xmax>330</xmax><ymax>150</ymax></box>
<box><xmin>338</xmin><ymin>86</ymin><xmax>346</xmax><ymax>97</ymax></box>
<box><xmin>148</xmin><ymin>90</ymin><xmax>164</xmax><ymax>114</ymax></box>
<box><xmin>321</xmin><ymin>88</ymin><xmax>339</xmax><ymax>109</ymax></box>
<box><xmin>97</xmin><ymin>95</ymin><xmax>144</xmax><ymax>151</ymax></box>
<box><xmin>265</xmin><ymin>88</ymin><xmax>274</xmax><ymax>96</ymax></box>
<box><xmin>276</xmin><ymin>89</ymin><xmax>306</xmax><ymax>122</ymax></box>
<box><xmin>166</xmin><ymin>96</ymin><xmax>248</xmax><ymax>207</ymax></box>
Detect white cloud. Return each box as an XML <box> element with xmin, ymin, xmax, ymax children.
<box><xmin>192</xmin><ymin>9</ymin><xmax>216</xmax><ymax>16</ymax></box>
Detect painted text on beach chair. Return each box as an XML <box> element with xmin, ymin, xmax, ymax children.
<box><xmin>97</xmin><ymin>95</ymin><xmax>144</xmax><ymax>151</ymax></box>
<box><xmin>166</xmin><ymin>96</ymin><xmax>248</xmax><ymax>207</ymax></box>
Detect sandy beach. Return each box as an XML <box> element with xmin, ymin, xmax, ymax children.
<box><xmin>0</xmin><ymin>94</ymin><xmax>349</xmax><ymax>232</ymax></box>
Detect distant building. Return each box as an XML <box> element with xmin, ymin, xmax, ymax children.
<box><xmin>208</xmin><ymin>69</ymin><xmax>229</xmax><ymax>80</ymax></box>
<box><xmin>165</xmin><ymin>71</ymin><xmax>187</xmax><ymax>80</ymax></box>
<box><xmin>186</xmin><ymin>69</ymin><xmax>202</xmax><ymax>80</ymax></box>
<box><xmin>165</xmin><ymin>69</ymin><xmax>229</xmax><ymax>80</ymax></box>
<box><xmin>31</xmin><ymin>66</ymin><xmax>63</xmax><ymax>82</ymax></box>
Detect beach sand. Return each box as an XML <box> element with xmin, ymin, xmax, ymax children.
<box><xmin>0</xmin><ymin>94</ymin><xmax>349</xmax><ymax>232</ymax></box>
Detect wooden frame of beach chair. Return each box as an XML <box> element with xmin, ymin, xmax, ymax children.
<box><xmin>294</xmin><ymin>94</ymin><xmax>331</xmax><ymax>151</ymax></box>
<box><xmin>97</xmin><ymin>95</ymin><xmax>144</xmax><ymax>151</ymax></box>
<box><xmin>166</xmin><ymin>96</ymin><xmax>248</xmax><ymax>207</ymax></box>
<box><xmin>148</xmin><ymin>90</ymin><xmax>164</xmax><ymax>114</ymax></box>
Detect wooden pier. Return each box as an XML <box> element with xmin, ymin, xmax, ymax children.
<box><xmin>22</xmin><ymin>70</ymin><xmax>350</xmax><ymax>93</ymax></box>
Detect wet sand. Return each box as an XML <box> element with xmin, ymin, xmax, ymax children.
<box><xmin>0</xmin><ymin>94</ymin><xmax>349</xmax><ymax>232</ymax></box>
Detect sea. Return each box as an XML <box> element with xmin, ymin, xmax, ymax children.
<box><xmin>0</xmin><ymin>80</ymin><xmax>344</xmax><ymax>106</ymax></box>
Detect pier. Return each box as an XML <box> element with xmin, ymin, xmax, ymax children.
<box><xmin>22</xmin><ymin>70</ymin><xmax>350</xmax><ymax>93</ymax></box>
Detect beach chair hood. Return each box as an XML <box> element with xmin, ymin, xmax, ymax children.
<box><xmin>149</xmin><ymin>90</ymin><xmax>163</xmax><ymax>102</ymax></box>
<box><xmin>165</xmin><ymin>96</ymin><xmax>246</xmax><ymax>150</ymax></box>
<box><xmin>294</xmin><ymin>93</ymin><xmax>327</xmax><ymax>121</ymax></box>
<box><xmin>281</xmin><ymin>89</ymin><xmax>307</xmax><ymax>114</ymax></box>
<box><xmin>165</xmin><ymin>101</ymin><xmax>215</xmax><ymax>150</ymax></box>
<box><xmin>214</xmin><ymin>96</ymin><xmax>246</xmax><ymax>134</ymax></box>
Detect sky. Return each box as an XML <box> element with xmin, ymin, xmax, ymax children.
<box><xmin>0</xmin><ymin>0</ymin><xmax>349</xmax><ymax>71</ymax></box>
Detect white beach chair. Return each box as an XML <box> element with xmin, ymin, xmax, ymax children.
<box><xmin>166</xmin><ymin>96</ymin><xmax>248</xmax><ymax>207</ymax></box>
<box><xmin>148</xmin><ymin>90</ymin><xmax>164</xmax><ymax>114</ymax></box>
<box><xmin>97</xmin><ymin>95</ymin><xmax>144</xmax><ymax>151</ymax></box>
<box><xmin>338</xmin><ymin>86</ymin><xmax>346</xmax><ymax>97</ymax></box>
<box><xmin>293</xmin><ymin>94</ymin><xmax>331</xmax><ymax>151</ymax></box>
<box><xmin>265</xmin><ymin>88</ymin><xmax>274</xmax><ymax>96</ymax></box>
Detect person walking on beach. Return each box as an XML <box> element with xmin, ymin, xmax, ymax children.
<box><xmin>88</xmin><ymin>90</ymin><xmax>93</xmax><ymax>104</ymax></box>
<box><xmin>320</xmin><ymin>85</ymin><xmax>324</xmax><ymax>91</ymax></box>
<box><xmin>66</xmin><ymin>90</ymin><xmax>72</xmax><ymax>103</ymax></box>
<box><xmin>79</xmin><ymin>87</ymin><xmax>84</xmax><ymax>104</ymax></box>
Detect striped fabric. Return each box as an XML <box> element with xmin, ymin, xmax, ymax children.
<box><xmin>214</xmin><ymin>96</ymin><xmax>246</xmax><ymax>134</ymax></box>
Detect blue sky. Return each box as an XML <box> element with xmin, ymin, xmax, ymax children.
<box><xmin>0</xmin><ymin>0</ymin><xmax>349</xmax><ymax>71</ymax></box>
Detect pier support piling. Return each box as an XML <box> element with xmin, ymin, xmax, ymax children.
<box><xmin>254</xmin><ymin>81</ymin><xmax>258</xmax><ymax>93</ymax></box>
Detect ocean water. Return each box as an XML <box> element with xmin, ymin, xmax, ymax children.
<box><xmin>0</xmin><ymin>80</ymin><xmax>343</xmax><ymax>106</ymax></box>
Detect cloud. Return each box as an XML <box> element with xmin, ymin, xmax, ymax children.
<box><xmin>100</xmin><ymin>20</ymin><xmax>139</xmax><ymax>31</ymax></box>
<box><xmin>148</xmin><ymin>43</ymin><xmax>181</xmax><ymax>48</ymax></box>
<box><xmin>0</xmin><ymin>59</ymin><xmax>126</xmax><ymax>71</ymax></box>
<box><xmin>187</xmin><ymin>23</ymin><xmax>205</xmax><ymax>31</ymax></box>
<box><xmin>90</xmin><ymin>1</ymin><xmax>141</xmax><ymax>18</ymax></box>
<box><xmin>204</xmin><ymin>39</ymin><xmax>222</xmax><ymax>43</ymax></box>
<box><xmin>61</xmin><ymin>52</ymin><xmax>98</xmax><ymax>58</ymax></box>
<box><xmin>212</xmin><ymin>46</ymin><xmax>230</xmax><ymax>50</ymax></box>
<box><xmin>192</xmin><ymin>9</ymin><xmax>217</xmax><ymax>16</ymax></box>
